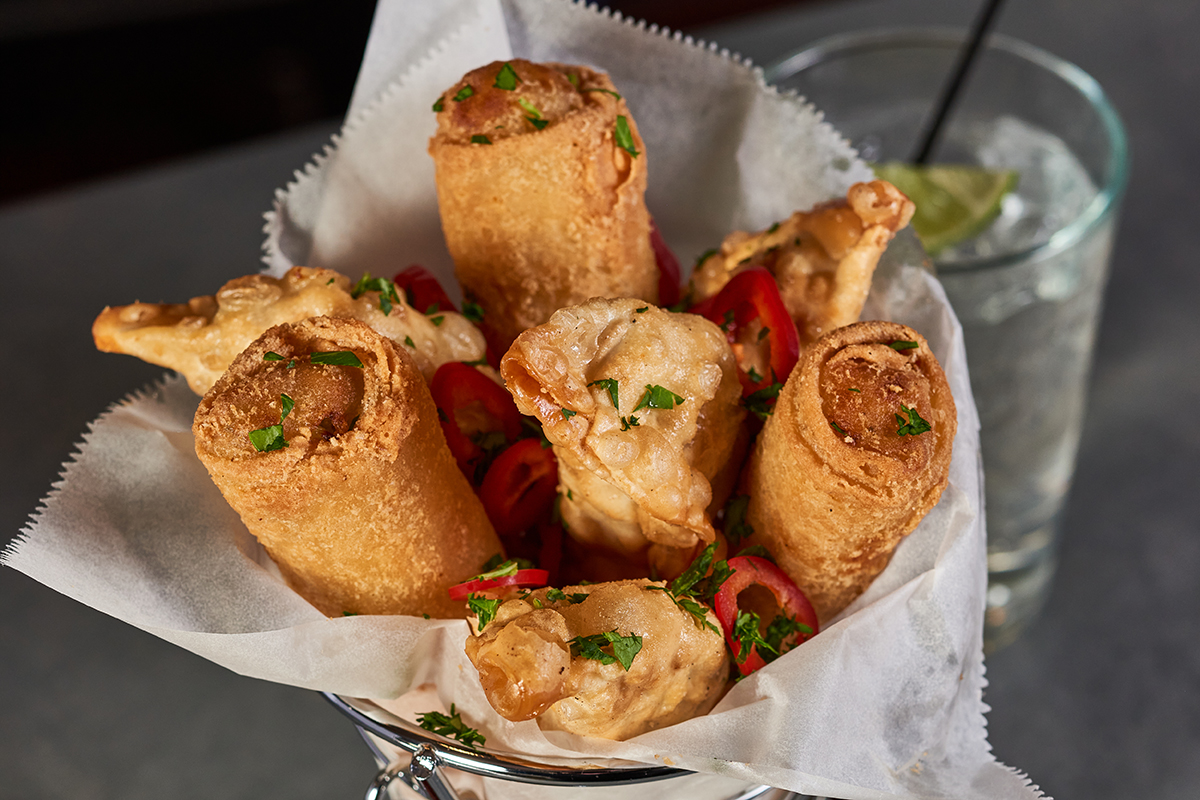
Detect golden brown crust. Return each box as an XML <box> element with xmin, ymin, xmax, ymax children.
<box><xmin>192</xmin><ymin>317</ymin><xmax>502</xmax><ymax>618</ymax></box>
<box><xmin>742</xmin><ymin>320</ymin><xmax>955</xmax><ymax>622</ymax></box>
<box><xmin>93</xmin><ymin>266</ymin><xmax>486</xmax><ymax>395</ymax></box>
<box><xmin>430</xmin><ymin>60</ymin><xmax>657</xmax><ymax>349</ymax></box>
<box><xmin>500</xmin><ymin>298</ymin><xmax>745</xmax><ymax>569</ymax></box>
<box><xmin>464</xmin><ymin>580</ymin><xmax>728</xmax><ymax>740</ymax></box>
<box><xmin>692</xmin><ymin>180</ymin><xmax>915</xmax><ymax>347</ymax></box>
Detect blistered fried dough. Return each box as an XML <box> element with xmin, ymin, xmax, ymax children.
<box><xmin>93</xmin><ymin>266</ymin><xmax>486</xmax><ymax>395</ymax></box>
<box><xmin>430</xmin><ymin>60</ymin><xmax>657</xmax><ymax>349</ymax></box>
<box><xmin>464</xmin><ymin>580</ymin><xmax>728</xmax><ymax>740</ymax></box>
<box><xmin>692</xmin><ymin>181</ymin><xmax>915</xmax><ymax>346</ymax></box>
<box><xmin>501</xmin><ymin>298</ymin><xmax>745</xmax><ymax>568</ymax></box>
<box><xmin>742</xmin><ymin>321</ymin><xmax>955</xmax><ymax>623</ymax></box>
<box><xmin>193</xmin><ymin>317</ymin><xmax>501</xmax><ymax>618</ymax></box>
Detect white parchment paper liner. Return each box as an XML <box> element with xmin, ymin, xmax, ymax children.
<box><xmin>6</xmin><ymin>1</ymin><xmax>1045</xmax><ymax>798</ymax></box>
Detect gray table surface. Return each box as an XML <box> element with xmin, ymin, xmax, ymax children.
<box><xmin>2</xmin><ymin>0</ymin><xmax>1196</xmax><ymax>798</ymax></box>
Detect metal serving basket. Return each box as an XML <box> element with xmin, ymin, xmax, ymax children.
<box><xmin>322</xmin><ymin>693</ymin><xmax>810</xmax><ymax>800</ymax></box>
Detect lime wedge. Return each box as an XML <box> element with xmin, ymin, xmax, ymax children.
<box><xmin>872</xmin><ymin>162</ymin><xmax>1018</xmax><ymax>257</ymax></box>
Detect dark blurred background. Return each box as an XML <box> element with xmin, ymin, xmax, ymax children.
<box><xmin>0</xmin><ymin>0</ymin><xmax>816</xmax><ymax>207</ymax></box>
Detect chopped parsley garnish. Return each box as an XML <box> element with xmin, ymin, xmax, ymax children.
<box><xmin>619</xmin><ymin>415</ymin><xmax>640</xmax><ymax>431</ymax></box>
<box><xmin>721</xmin><ymin>309</ymin><xmax>736</xmax><ymax>332</ymax></box>
<box><xmin>494</xmin><ymin>62</ymin><xmax>520</xmax><ymax>90</ymax></box>
<box><xmin>432</xmin><ymin>96</ymin><xmax>444</xmax><ymax>112</ymax></box>
<box><xmin>453</xmin><ymin>85</ymin><xmax>474</xmax><ymax>102</ymax></box>
<box><xmin>546</xmin><ymin>588</ymin><xmax>589</xmax><ymax>604</ymax></box>
<box><xmin>734</xmin><ymin>544</ymin><xmax>775</xmax><ymax>562</ymax></box>
<box><xmin>424</xmin><ymin>302</ymin><xmax>440</xmax><ymax>314</ymax></box>
<box><xmin>614</xmin><ymin>115</ymin><xmax>639</xmax><ymax>158</ymax></box>
<box><xmin>646</xmin><ymin>542</ymin><xmax>732</xmax><ymax>633</ymax></box>
<box><xmin>473</xmin><ymin>557</ymin><xmax>524</xmax><ymax>581</ymax></box>
<box><xmin>248</xmin><ymin>393</ymin><xmax>293</xmax><ymax>452</ymax></box>
<box><xmin>757</xmin><ymin>326</ymin><xmax>771</xmax><ymax>342</ymax></box>
<box><xmin>763</xmin><ymin>614</ymin><xmax>813</xmax><ymax>660</ymax></box>
<box><xmin>723</xmin><ymin>494</ymin><xmax>754</xmax><ymax>543</ymax></box>
<box><xmin>888</xmin><ymin>340</ymin><xmax>919</xmax><ymax>352</ymax></box>
<box><xmin>561</xmin><ymin>408</ymin><xmax>577</xmax><ymax>420</ymax></box>
<box><xmin>404</xmin><ymin>336</ymin><xmax>415</xmax><ymax>348</ymax></box>
<box><xmin>416</xmin><ymin>704</ymin><xmax>486</xmax><ymax>749</ymax></box>
<box><xmin>747</xmin><ymin>365</ymin><xmax>764</xmax><ymax>383</ymax></box>
<box><xmin>351</xmin><ymin>272</ymin><xmax>402</xmax><ymax>316</ymax></box>
<box><xmin>632</xmin><ymin>384</ymin><xmax>685</xmax><ymax>413</ymax></box>
<box><xmin>743</xmin><ymin>382</ymin><xmax>783</xmax><ymax>420</ymax></box>
<box><xmin>767</xmin><ymin>222</ymin><xmax>781</xmax><ymax>234</ymax></box>
<box><xmin>467</xmin><ymin>593</ymin><xmax>503</xmax><ymax>629</ymax></box>
<box><xmin>588</xmin><ymin>378</ymin><xmax>620</xmax><ymax>410</ymax></box>
<box><xmin>895</xmin><ymin>404</ymin><xmax>932</xmax><ymax>436</ymax></box>
<box><xmin>516</xmin><ymin>97</ymin><xmax>549</xmax><ymax>130</ymax></box>
<box><xmin>520</xmin><ymin>416</ymin><xmax>552</xmax><ymax>449</ymax></box>
<box><xmin>311</xmin><ymin>351</ymin><xmax>364</xmax><ymax>367</ymax></box>
<box><xmin>470</xmin><ymin>134</ymin><xmax>492</xmax><ymax>145</ymax></box>
<box><xmin>848</xmin><ymin>387</ymin><xmax>861</xmax><ymax>393</ymax></box>
<box><xmin>569</xmin><ymin>630</ymin><xmax>643</xmax><ymax>671</ymax></box>
<box><xmin>696</xmin><ymin>248</ymin><xmax>718</xmax><ymax>265</ymax></box>
<box><xmin>461</xmin><ymin>356</ymin><xmax>490</xmax><ymax>367</ymax></box>
<box><xmin>830</xmin><ymin>420</ymin><xmax>847</xmax><ymax>436</ymax></box>
<box><xmin>582</xmin><ymin>87</ymin><xmax>622</xmax><ymax>100</ymax></box>
<box><xmin>430</xmin><ymin>315</ymin><xmax>446</xmax><ymax>326</ymax></box>
<box><xmin>635</xmin><ymin>306</ymin><xmax>648</xmax><ymax>313</ymax></box>
<box><xmin>461</xmin><ymin>300</ymin><xmax>485</xmax><ymax>322</ymax></box>
<box><xmin>342</xmin><ymin>611</ymin><xmax>358</xmax><ymax>616</ymax></box>
<box><xmin>263</xmin><ymin>351</ymin><xmax>285</xmax><ymax>361</ymax></box>
<box><xmin>731</xmin><ymin>610</ymin><xmax>774</xmax><ymax>664</ymax></box>
<box><xmin>567</xmin><ymin>73</ymin><xmax>579</xmax><ymax>87</ymax></box>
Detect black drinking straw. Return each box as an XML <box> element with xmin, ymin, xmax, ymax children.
<box><xmin>910</xmin><ymin>0</ymin><xmax>1007</xmax><ymax>165</ymax></box>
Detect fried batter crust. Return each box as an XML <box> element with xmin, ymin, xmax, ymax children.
<box><xmin>692</xmin><ymin>180</ymin><xmax>915</xmax><ymax>347</ymax></box>
<box><xmin>743</xmin><ymin>320</ymin><xmax>955</xmax><ymax>622</ymax></box>
<box><xmin>93</xmin><ymin>266</ymin><xmax>486</xmax><ymax>395</ymax></box>
<box><xmin>501</xmin><ymin>298</ymin><xmax>745</xmax><ymax>569</ymax></box>
<box><xmin>192</xmin><ymin>317</ymin><xmax>501</xmax><ymax>618</ymax></box>
<box><xmin>464</xmin><ymin>580</ymin><xmax>728</xmax><ymax>740</ymax></box>
<box><xmin>430</xmin><ymin>60</ymin><xmax>657</xmax><ymax>349</ymax></box>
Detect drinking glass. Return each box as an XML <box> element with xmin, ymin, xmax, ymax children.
<box><xmin>766</xmin><ymin>28</ymin><xmax>1128</xmax><ymax>649</ymax></box>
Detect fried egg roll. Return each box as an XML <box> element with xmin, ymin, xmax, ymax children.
<box><xmin>94</xmin><ymin>266</ymin><xmax>486</xmax><ymax>395</ymax></box>
<box><xmin>742</xmin><ymin>321</ymin><xmax>955</xmax><ymax>622</ymax></box>
<box><xmin>501</xmin><ymin>298</ymin><xmax>745</xmax><ymax>572</ymax></box>
<box><xmin>464</xmin><ymin>579</ymin><xmax>728</xmax><ymax>740</ymax></box>
<box><xmin>429</xmin><ymin>59</ymin><xmax>657</xmax><ymax>349</ymax></box>
<box><xmin>193</xmin><ymin>316</ymin><xmax>501</xmax><ymax>618</ymax></box>
<box><xmin>692</xmin><ymin>181</ymin><xmax>915</xmax><ymax>347</ymax></box>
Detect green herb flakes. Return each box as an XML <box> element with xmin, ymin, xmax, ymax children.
<box><xmin>582</xmin><ymin>87</ymin><xmax>622</xmax><ymax>100</ymax></box>
<box><xmin>494</xmin><ymin>62</ymin><xmax>520</xmax><ymax>91</ymax></box>
<box><xmin>696</xmin><ymin>248</ymin><xmax>718</xmax><ymax>265</ymax></box>
<box><xmin>350</xmin><ymin>272</ymin><xmax>401</xmax><ymax>316</ymax></box>
<box><xmin>569</xmin><ymin>630</ymin><xmax>643</xmax><ymax>671</ymax></box>
<box><xmin>453</xmin><ymin>85</ymin><xmax>474</xmax><ymax>102</ymax></box>
<box><xmin>263</xmin><ymin>351</ymin><xmax>285</xmax><ymax>361</ymax></box>
<box><xmin>895</xmin><ymin>404</ymin><xmax>932</xmax><ymax>436</ymax></box>
<box><xmin>417</xmin><ymin>705</ymin><xmax>486</xmax><ymax>749</ymax></box>
<box><xmin>747</xmin><ymin>366</ymin><xmax>764</xmax><ymax>383</ymax></box>
<box><xmin>248</xmin><ymin>424</ymin><xmax>285</xmax><ymax>453</ymax></box>
<box><xmin>404</xmin><ymin>336</ymin><xmax>416</xmax><ymax>348</ymax></box>
<box><xmin>567</xmin><ymin>73</ymin><xmax>579</xmax><ymax>87</ymax></box>
<box><xmin>546</xmin><ymin>588</ymin><xmax>589</xmax><ymax>605</ymax></box>
<box><xmin>632</xmin><ymin>384</ymin><xmax>685</xmax><ymax>413</ymax></box>
<box><xmin>311</xmin><ymin>351</ymin><xmax>364</xmax><ymax>367</ymax></box>
<box><xmin>432</xmin><ymin>97</ymin><xmax>444</xmax><ymax>112</ymax></box>
<box><xmin>614</xmin><ymin>115</ymin><xmax>639</xmax><ymax>158</ymax></box>
<box><xmin>723</xmin><ymin>495</ymin><xmax>754</xmax><ymax>543</ymax></box>
<box><xmin>561</xmin><ymin>408</ymin><xmax>577</xmax><ymax>420</ymax></box>
<box><xmin>468</xmin><ymin>594</ymin><xmax>503</xmax><ymax>630</ymax></box>
<box><xmin>757</xmin><ymin>326</ymin><xmax>771</xmax><ymax>342</ymax></box>
<box><xmin>588</xmin><ymin>378</ymin><xmax>620</xmax><ymax>410</ymax></box>
<box><xmin>635</xmin><ymin>306</ymin><xmax>648</xmax><ymax>313</ymax></box>
<box><xmin>470</xmin><ymin>134</ymin><xmax>492</xmax><ymax>145</ymax></box>
<box><xmin>462</xmin><ymin>301</ymin><xmax>485</xmax><ymax>322</ymax></box>
<box><xmin>743</xmin><ymin>382</ymin><xmax>783</xmax><ymax>421</ymax></box>
<box><xmin>619</xmin><ymin>415</ymin><xmax>640</xmax><ymax>431</ymax></box>
<box><xmin>889</xmin><ymin>340</ymin><xmax>919</xmax><ymax>352</ymax></box>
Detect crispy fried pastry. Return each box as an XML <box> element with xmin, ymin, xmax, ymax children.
<box><xmin>464</xmin><ymin>579</ymin><xmax>728</xmax><ymax>740</ymax></box>
<box><xmin>429</xmin><ymin>59</ymin><xmax>657</xmax><ymax>349</ymax></box>
<box><xmin>93</xmin><ymin>266</ymin><xmax>486</xmax><ymax>395</ymax></box>
<box><xmin>192</xmin><ymin>317</ymin><xmax>502</xmax><ymax>618</ymax></box>
<box><xmin>742</xmin><ymin>320</ymin><xmax>955</xmax><ymax>622</ymax></box>
<box><xmin>501</xmin><ymin>298</ymin><xmax>745</xmax><ymax>573</ymax></box>
<box><xmin>692</xmin><ymin>181</ymin><xmax>915</xmax><ymax>347</ymax></box>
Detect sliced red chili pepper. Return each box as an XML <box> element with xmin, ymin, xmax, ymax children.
<box><xmin>447</xmin><ymin>568</ymin><xmax>550</xmax><ymax>600</ymax></box>
<box><xmin>650</xmin><ymin>219</ymin><xmax>682</xmax><ymax>308</ymax></box>
<box><xmin>690</xmin><ymin>266</ymin><xmax>801</xmax><ymax>399</ymax></box>
<box><xmin>479</xmin><ymin>438</ymin><xmax>559</xmax><ymax>538</ymax></box>
<box><xmin>429</xmin><ymin>362</ymin><xmax>523</xmax><ymax>482</ymax></box>
<box><xmin>713</xmin><ymin>555</ymin><xmax>819</xmax><ymax>676</ymax></box>
<box><xmin>393</xmin><ymin>264</ymin><xmax>458</xmax><ymax>315</ymax></box>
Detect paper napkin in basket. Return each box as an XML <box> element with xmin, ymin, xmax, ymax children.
<box><xmin>6</xmin><ymin>1</ymin><xmax>1045</xmax><ymax>797</ymax></box>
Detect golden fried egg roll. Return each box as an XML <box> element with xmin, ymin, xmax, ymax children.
<box><xmin>464</xmin><ymin>579</ymin><xmax>728</xmax><ymax>740</ymax></box>
<box><xmin>192</xmin><ymin>316</ymin><xmax>502</xmax><ymax>618</ymax></box>
<box><xmin>93</xmin><ymin>266</ymin><xmax>486</xmax><ymax>395</ymax></box>
<box><xmin>692</xmin><ymin>180</ymin><xmax>915</xmax><ymax>347</ymax></box>
<box><xmin>429</xmin><ymin>59</ymin><xmax>657</xmax><ymax>349</ymax></box>
<box><xmin>501</xmin><ymin>298</ymin><xmax>745</xmax><ymax>571</ymax></box>
<box><xmin>741</xmin><ymin>320</ymin><xmax>955</xmax><ymax>622</ymax></box>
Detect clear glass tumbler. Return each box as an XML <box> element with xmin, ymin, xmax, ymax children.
<box><xmin>766</xmin><ymin>29</ymin><xmax>1128</xmax><ymax>649</ymax></box>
